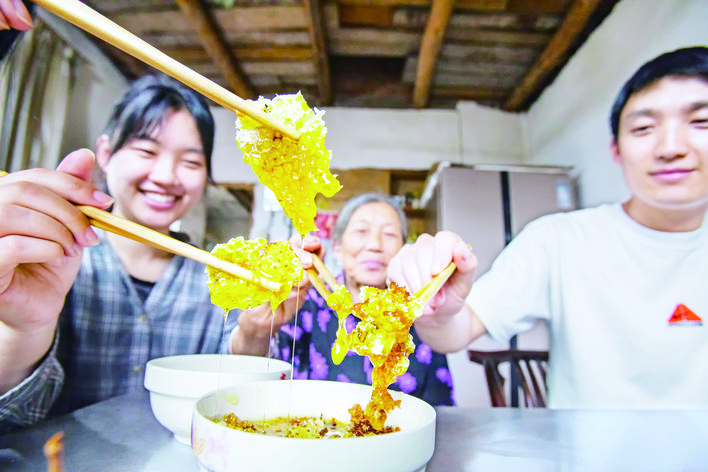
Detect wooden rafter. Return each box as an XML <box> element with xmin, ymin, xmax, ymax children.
<box><xmin>84</xmin><ymin>0</ymin><xmax>615</xmax><ymax>110</ymax></box>
<box><xmin>303</xmin><ymin>0</ymin><xmax>332</xmax><ymax>106</ymax></box>
<box><xmin>412</xmin><ymin>0</ymin><xmax>454</xmax><ymax>109</ymax></box>
<box><xmin>174</xmin><ymin>0</ymin><xmax>255</xmax><ymax>100</ymax></box>
<box><xmin>503</xmin><ymin>0</ymin><xmax>605</xmax><ymax>111</ymax></box>
<box><xmin>162</xmin><ymin>47</ymin><xmax>312</xmax><ymax>63</ymax></box>
<box><xmin>432</xmin><ymin>86</ymin><xmax>509</xmax><ymax>101</ymax></box>
<box><xmin>91</xmin><ymin>42</ymin><xmax>148</xmax><ymax>79</ymax></box>
<box><xmin>337</xmin><ymin>0</ymin><xmax>507</xmax><ymax>10</ymax></box>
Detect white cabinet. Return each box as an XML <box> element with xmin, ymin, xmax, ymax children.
<box><xmin>424</xmin><ymin>164</ymin><xmax>576</xmax><ymax>406</ymax></box>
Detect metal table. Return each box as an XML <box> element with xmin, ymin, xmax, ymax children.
<box><xmin>2</xmin><ymin>390</ymin><xmax>708</xmax><ymax>471</ymax></box>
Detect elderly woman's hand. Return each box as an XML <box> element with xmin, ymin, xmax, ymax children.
<box><xmin>292</xmin><ymin>233</ymin><xmax>324</xmax><ymax>269</ymax></box>
<box><xmin>387</xmin><ymin>231</ymin><xmax>477</xmax><ymax>319</ymax></box>
<box><xmin>0</xmin><ymin>0</ymin><xmax>33</xmax><ymax>30</ymax></box>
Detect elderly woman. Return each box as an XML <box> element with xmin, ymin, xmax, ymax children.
<box><xmin>272</xmin><ymin>193</ymin><xmax>455</xmax><ymax>405</ymax></box>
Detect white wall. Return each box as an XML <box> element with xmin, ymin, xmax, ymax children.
<box><xmin>324</xmin><ymin>108</ymin><xmax>460</xmax><ymax>169</ymax></box>
<box><xmin>212</xmin><ymin>107</ymin><xmax>464</xmax><ymax>182</ymax></box>
<box><xmin>210</xmin><ymin>107</ymin><xmax>255</xmax><ymax>183</ymax></box>
<box><xmin>457</xmin><ymin>101</ymin><xmax>525</xmax><ymax>166</ymax></box>
<box><xmin>210</xmin><ymin>101</ymin><xmax>526</xmax><ymax>184</ymax></box>
<box><xmin>526</xmin><ymin>0</ymin><xmax>708</xmax><ymax>207</ymax></box>
<box><xmin>37</xmin><ymin>9</ymin><xmax>128</xmax><ymax>157</ymax></box>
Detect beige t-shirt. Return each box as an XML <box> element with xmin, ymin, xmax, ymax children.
<box><xmin>470</xmin><ymin>203</ymin><xmax>708</xmax><ymax>409</ymax></box>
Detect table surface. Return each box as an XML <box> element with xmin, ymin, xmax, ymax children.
<box><xmin>2</xmin><ymin>389</ymin><xmax>708</xmax><ymax>472</ymax></box>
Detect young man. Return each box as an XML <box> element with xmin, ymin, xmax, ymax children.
<box><xmin>387</xmin><ymin>46</ymin><xmax>708</xmax><ymax>409</ymax></box>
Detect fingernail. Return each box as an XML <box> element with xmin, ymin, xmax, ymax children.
<box><xmin>93</xmin><ymin>190</ymin><xmax>114</xmax><ymax>207</ymax></box>
<box><xmin>83</xmin><ymin>228</ymin><xmax>99</xmax><ymax>246</ymax></box>
<box><xmin>12</xmin><ymin>0</ymin><xmax>33</xmax><ymax>28</ymax></box>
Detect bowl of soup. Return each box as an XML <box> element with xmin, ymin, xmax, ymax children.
<box><xmin>191</xmin><ymin>379</ymin><xmax>436</xmax><ymax>472</ymax></box>
<box><xmin>144</xmin><ymin>354</ymin><xmax>291</xmax><ymax>445</ymax></box>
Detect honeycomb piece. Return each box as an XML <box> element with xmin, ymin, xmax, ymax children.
<box><xmin>207</xmin><ymin>237</ymin><xmax>302</xmax><ymax>312</ymax></box>
<box><xmin>333</xmin><ymin>283</ymin><xmax>421</xmax><ymax>431</ymax></box>
<box><xmin>236</xmin><ymin>92</ymin><xmax>341</xmax><ymax>235</ymax></box>
<box><xmin>327</xmin><ymin>286</ymin><xmax>354</xmax><ymax>365</ymax></box>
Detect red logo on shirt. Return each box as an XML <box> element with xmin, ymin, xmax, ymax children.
<box><xmin>668</xmin><ymin>304</ymin><xmax>702</xmax><ymax>326</ymax></box>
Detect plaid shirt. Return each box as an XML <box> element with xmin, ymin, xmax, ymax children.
<box><xmin>0</xmin><ymin>231</ymin><xmax>236</xmax><ymax>433</ymax></box>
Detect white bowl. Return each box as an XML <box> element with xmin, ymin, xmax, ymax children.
<box><xmin>191</xmin><ymin>380</ymin><xmax>436</xmax><ymax>472</ymax></box>
<box><xmin>144</xmin><ymin>354</ymin><xmax>291</xmax><ymax>444</ymax></box>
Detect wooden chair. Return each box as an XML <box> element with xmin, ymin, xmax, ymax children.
<box><xmin>467</xmin><ymin>349</ymin><xmax>549</xmax><ymax>407</ymax></box>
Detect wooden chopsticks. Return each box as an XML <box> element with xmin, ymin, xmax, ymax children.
<box><xmin>306</xmin><ymin>253</ymin><xmax>457</xmax><ymax>315</ymax></box>
<box><xmin>414</xmin><ymin>261</ymin><xmax>457</xmax><ymax>310</ymax></box>
<box><xmin>77</xmin><ymin>205</ymin><xmax>281</xmax><ymax>292</ymax></box>
<box><xmin>30</xmin><ymin>0</ymin><xmax>301</xmax><ymax>141</ymax></box>
<box><xmin>0</xmin><ymin>170</ymin><xmax>278</xmax><ymax>291</ymax></box>
<box><xmin>305</xmin><ymin>254</ymin><xmax>341</xmax><ymax>301</ymax></box>
<box><xmin>43</xmin><ymin>431</ymin><xmax>65</xmax><ymax>472</ymax></box>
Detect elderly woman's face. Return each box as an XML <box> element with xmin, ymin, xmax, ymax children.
<box><xmin>334</xmin><ymin>201</ymin><xmax>404</xmax><ymax>289</ymax></box>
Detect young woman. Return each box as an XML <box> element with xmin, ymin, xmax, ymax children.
<box><xmin>0</xmin><ymin>75</ymin><xmax>238</xmax><ymax>432</ymax></box>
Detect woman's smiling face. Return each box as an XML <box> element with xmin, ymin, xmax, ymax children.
<box><xmin>99</xmin><ymin>108</ymin><xmax>207</xmax><ymax>233</ymax></box>
<box><xmin>334</xmin><ymin>201</ymin><xmax>404</xmax><ymax>291</ymax></box>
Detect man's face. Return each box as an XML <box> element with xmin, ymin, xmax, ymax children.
<box><xmin>613</xmin><ymin>76</ymin><xmax>708</xmax><ymax>226</ymax></box>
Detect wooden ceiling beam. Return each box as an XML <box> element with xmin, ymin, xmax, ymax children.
<box><xmin>412</xmin><ymin>0</ymin><xmax>455</xmax><ymax>109</ymax></box>
<box><xmin>506</xmin><ymin>0</ymin><xmax>573</xmax><ymax>14</ymax></box>
<box><xmin>304</xmin><ymin>0</ymin><xmax>332</xmax><ymax>106</ymax></box>
<box><xmin>90</xmin><ymin>42</ymin><xmax>149</xmax><ymax>79</ymax></box>
<box><xmin>163</xmin><ymin>47</ymin><xmax>312</xmax><ymax>63</ymax></box>
<box><xmin>431</xmin><ymin>86</ymin><xmax>509</xmax><ymax>100</ymax></box>
<box><xmin>339</xmin><ymin>5</ymin><xmax>394</xmax><ymax>27</ymax></box>
<box><xmin>329</xmin><ymin>29</ymin><xmax>420</xmax><ymax>56</ymax></box>
<box><xmin>337</xmin><ymin>0</ymin><xmax>508</xmax><ymax>10</ymax></box>
<box><xmin>174</xmin><ymin>0</ymin><xmax>255</xmax><ymax>99</ymax></box>
<box><xmin>111</xmin><ymin>6</ymin><xmax>308</xmax><ymax>33</ymax></box>
<box><xmin>444</xmin><ymin>29</ymin><xmax>551</xmax><ymax>46</ymax></box>
<box><xmin>503</xmin><ymin>0</ymin><xmax>605</xmax><ymax>111</ymax></box>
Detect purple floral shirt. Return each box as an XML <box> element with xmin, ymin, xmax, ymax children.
<box><xmin>275</xmin><ymin>273</ymin><xmax>455</xmax><ymax>406</ymax></box>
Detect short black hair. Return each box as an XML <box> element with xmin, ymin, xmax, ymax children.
<box><xmin>610</xmin><ymin>46</ymin><xmax>708</xmax><ymax>141</ymax></box>
<box><xmin>103</xmin><ymin>74</ymin><xmax>215</xmax><ymax>180</ymax></box>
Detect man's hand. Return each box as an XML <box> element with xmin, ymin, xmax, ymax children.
<box><xmin>387</xmin><ymin>231</ymin><xmax>477</xmax><ymax>319</ymax></box>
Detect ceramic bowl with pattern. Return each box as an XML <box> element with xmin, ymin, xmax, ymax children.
<box><xmin>191</xmin><ymin>379</ymin><xmax>436</xmax><ymax>472</ymax></box>
<box><xmin>144</xmin><ymin>354</ymin><xmax>291</xmax><ymax>445</ymax></box>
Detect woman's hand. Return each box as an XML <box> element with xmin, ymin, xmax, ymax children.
<box><xmin>0</xmin><ymin>149</ymin><xmax>113</xmax><ymax>391</ymax></box>
<box><xmin>231</xmin><ymin>234</ymin><xmax>324</xmax><ymax>356</ymax></box>
<box><xmin>387</xmin><ymin>231</ymin><xmax>477</xmax><ymax>319</ymax></box>
<box><xmin>0</xmin><ymin>0</ymin><xmax>33</xmax><ymax>30</ymax></box>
